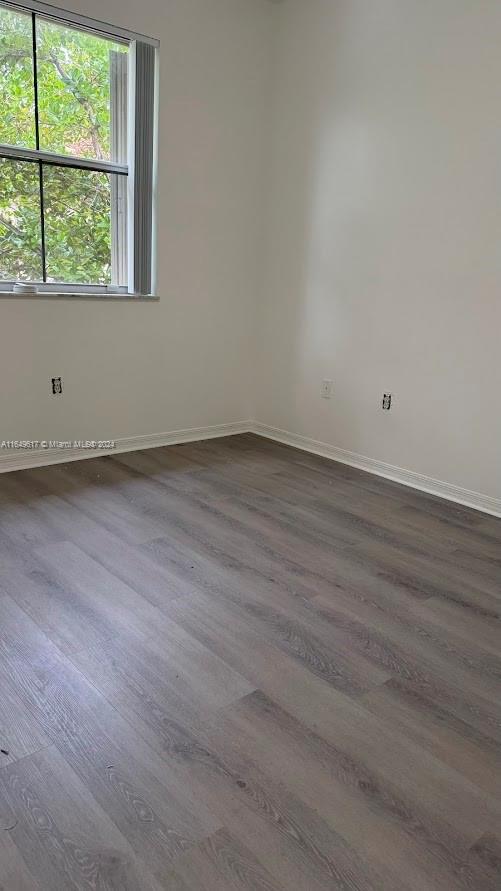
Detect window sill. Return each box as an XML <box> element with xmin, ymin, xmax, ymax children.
<box><xmin>0</xmin><ymin>291</ymin><xmax>158</xmax><ymax>301</ymax></box>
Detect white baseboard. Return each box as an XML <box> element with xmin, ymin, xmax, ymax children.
<box><xmin>0</xmin><ymin>420</ymin><xmax>251</xmax><ymax>474</ymax></box>
<box><xmin>251</xmin><ymin>421</ymin><xmax>501</xmax><ymax>519</ymax></box>
<box><xmin>1</xmin><ymin>417</ymin><xmax>499</xmax><ymax>519</ymax></box>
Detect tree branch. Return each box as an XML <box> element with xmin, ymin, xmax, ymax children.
<box><xmin>48</xmin><ymin>52</ymin><xmax>104</xmax><ymax>159</ymax></box>
<box><xmin>0</xmin><ymin>49</ymin><xmax>32</xmax><ymax>64</ymax></box>
<box><xmin>0</xmin><ymin>46</ymin><xmax>105</xmax><ymax>158</ymax></box>
<box><xmin>0</xmin><ymin>214</ymin><xmax>24</xmax><ymax>237</ymax></box>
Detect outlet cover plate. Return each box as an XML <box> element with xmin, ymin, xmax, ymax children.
<box><xmin>321</xmin><ymin>380</ymin><xmax>334</xmax><ymax>399</ymax></box>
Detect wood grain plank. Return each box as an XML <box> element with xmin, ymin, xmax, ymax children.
<box><xmin>0</xmin><ymin>831</ymin><xmax>43</xmax><ymax>891</ymax></box>
<box><xmin>141</xmin><ymin>536</ymin><xmax>390</xmax><ymax>696</ymax></box>
<box><xmin>19</xmin><ymin>468</ymin><xmax>193</xmax><ymax>606</ymax></box>
<box><xmin>33</xmin><ymin>540</ymin><xmax>169</xmax><ymax>641</ymax></box>
<box><xmin>70</xmin><ymin>617</ymin><xmax>254</xmax><ymax>730</ymax></box>
<box><xmin>467</xmin><ymin>833</ymin><xmax>501</xmax><ymax>889</ymax></box>
<box><xmin>361</xmin><ymin>681</ymin><xmax>500</xmax><ymax>799</ymax></box>
<box><xmin>0</xmin><ymin>434</ymin><xmax>498</xmax><ymax>891</ymax></box>
<box><xmin>0</xmin><ymin>560</ymin><xmax>115</xmax><ymax>656</ymax></box>
<box><xmin>168</xmin><ymin>827</ymin><xmax>287</xmax><ymax>891</ymax></box>
<box><xmin>218</xmin><ymin>690</ymin><xmax>496</xmax><ymax>891</ymax></box>
<box><xmin>0</xmin><ymin>746</ymin><xmax>163</xmax><ymax>891</ymax></box>
<box><xmin>0</xmin><ymin>646</ymin><xmax>50</xmax><ymax>767</ymax></box>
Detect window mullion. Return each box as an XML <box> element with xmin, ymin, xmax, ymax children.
<box><xmin>0</xmin><ymin>144</ymin><xmax>127</xmax><ymax>175</ymax></box>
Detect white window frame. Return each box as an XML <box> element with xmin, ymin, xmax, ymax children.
<box><xmin>0</xmin><ymin>0</ymin><xmax>158</xmax><ymax>297</ymax></box>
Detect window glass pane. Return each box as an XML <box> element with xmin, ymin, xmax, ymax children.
<box><xmin>0</xmin><ymin>158</ymin><xmax>42</xmax><ymax>281</ymax></box>
<box><xmin>36</xmin><ymin>18</ymin><xmax>128</xmax><ymax>162</ymax></box>
<box><xmin>43</xmin><ymin>165</ymin><xmax>126</xmax><ymax>285</ymax></box>
<box><xmin>0</xmin><ymin>7</ymin><xmax>36</xmax><ymax>148</ymax></box>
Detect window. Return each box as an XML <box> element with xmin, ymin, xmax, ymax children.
<box><xmin>0</xmin><ymin>1</ymin><xmax>157</xmax><ymax>295</ymax></box>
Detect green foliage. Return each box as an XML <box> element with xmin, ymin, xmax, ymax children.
<box><xmin>43</xmin><ymin>166</ymin><xmax>115</xmax><ymax>285</ymax></box>
<box><xmin>0</xmin><ymin>9</ymin><xmax>35</xmax><ymax>148</ymax></box>
<box><xmin>0</xmin><ymin>157</ymin><xmax>42</xmax><ymax>280</ymax></box>
<box><xmin>0</xmin><ymin>8</ymin><xmax>127</xmax><ymax>284</ymax></box>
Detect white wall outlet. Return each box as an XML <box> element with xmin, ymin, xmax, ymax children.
<box><xmin>321</xmin><ymin>379</ymin><xmax>334</xmax><ymax>399</ymax></box>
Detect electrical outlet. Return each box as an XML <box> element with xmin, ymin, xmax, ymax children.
<box><xmin>382</xmin><ymin>393</ymin><xmax>392</xmax><ymax>410</ymax></box>
<box><xmin>321</xmin><ymin>379</ymin><xmax>334</xmax><ymax>399</ymax></box>
<box><xmin>52</xmin><ymin>377</ymin><xmax>62</xmax><ymax>395</ymax></box>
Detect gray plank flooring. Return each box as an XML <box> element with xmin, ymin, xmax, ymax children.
<box><xmin>0</xmin><ymin>432</ymin><xmax>499</xmax><ymax>890</ymax></box>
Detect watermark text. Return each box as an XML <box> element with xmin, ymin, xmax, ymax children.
<box><xmin>0</xmin><ymin>440</ymin><xmax>116</xmax><ymax>450</ymax></box>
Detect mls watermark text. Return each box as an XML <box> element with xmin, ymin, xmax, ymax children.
<box><xmin>0</xmin><ymin>440</ymin><xmax>117</xmax><ymax>450</ymax></box>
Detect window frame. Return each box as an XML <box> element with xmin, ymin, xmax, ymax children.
<box><xmin>0</xmin><ymin>0</ymin><xmax>158</xmax><ymax>297</ymax></box>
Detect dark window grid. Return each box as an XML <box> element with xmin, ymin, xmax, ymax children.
<box><xmin>0</xmin><ymin>10</ymin><xmax>128</xmax><ymax>286</ymax></box>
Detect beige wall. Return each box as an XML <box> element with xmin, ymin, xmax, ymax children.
<box><xmin>2</xmin><ymin>0</ymin><xmax>500</xmax><ymax>504</ymax></box>
<box><xmin>0</xmin><ymin>0</ymin><xmax>272</xmax><ymax>442</ymax></box>
<box><xmin>257</xmin><ymin>0</ymin><xmax>501</xmax><ymax>500</ymax></box>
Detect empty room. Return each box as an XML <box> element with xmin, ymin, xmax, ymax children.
<box><xmin>0</xmin><ymin>0</ymin><xmax>499</xmax><ymax>888</ymax></box>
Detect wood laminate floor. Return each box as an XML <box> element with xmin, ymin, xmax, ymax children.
<box><xmin>0</xmin><ymin>433</ymin><xmax>499</xmax><ymax>890</ymax></box>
